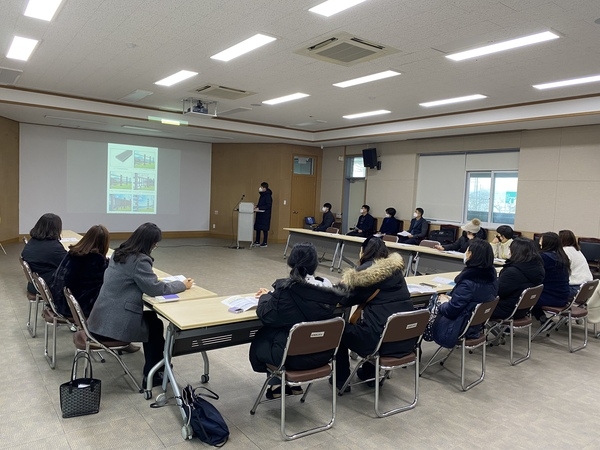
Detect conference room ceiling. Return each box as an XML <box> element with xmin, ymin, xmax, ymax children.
<box><xmin>1</xmin><ymin>0</ymin><xmax>600</xmax><ymax>146</ymax></box>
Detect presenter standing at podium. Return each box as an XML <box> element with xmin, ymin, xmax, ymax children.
<box><xmin>253</xmin><ymin>182</ymin><xmax>273</xmax><ymax>247</ymax></box>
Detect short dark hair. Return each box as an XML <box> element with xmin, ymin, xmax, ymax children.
<box><xmin>559</xmin><ymin>229</ymin><xmax>579</xmax><ymax>251</ymax></box>
<box><xmin>416</xmin><ymin>207</ymin><xmax>424</xmax><ymax>215</ymax></box>
<box><xmin>540</xmin><ymin>232</ymin><xmax>570</xmax><ymax>272</ymax></box>
<box><xmin>360</xmin><ymin>236</ymin><xmax>388</xmax><ymax>265</ymax></box>
<box><xmin>509</xmin><ymin>237</ymin><xmax>542</xmax><ymax>265</ymax></box>
<box><xmin>323</xmin><ymin>203</ymin><xmax>332</xmax><ymax>210</ymax></box>
<box><xmin>362</xmin><ymin>204</ymin><xmax>370</xmax><ymax>212</ymax></box>
<box><xmin>385</xmin><ymin>207</ymin><xmax>396</xmax><ymax>217</ymax></box>
<box><xmin>260</xmin><ymin>182</ymin><xmax>269</xmax><ymax>189</ymax></box>
<box><xmin>114</xmin><ymin>222</ymin><xmax>162</xmax><ymax>264</ymax></box>
<box><xmin>70</xmin><ymin>224</ymin><xmax>110</xmax><ymax>257</ymax></box>
<box><xmin>465</xmin><ymin>238</ymin><xmax>494</xmax><ymax>268</ymax></box>
<box><xmin>287</xmin><ymin>242</ymin><xmax>318</xmax><ymax>281</ymax></box>
<box><xmin>30</xmin><ymin>213</ymin><xmax>62</xmax><ymax>240</ymax></box>
<box><xmin>496</xmin><ymin>225</ymin><xmax>514</xmax><ymax>240</ymax></box>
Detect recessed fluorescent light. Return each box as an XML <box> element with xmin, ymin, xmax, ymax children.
<box><xmin>211</xmin><ymin>34</ymin><xmax>276</xmax><ymax>62</ymax></box>
<box><xmin>533</xmin><ymin>74</ymin><xmax>600</xmax><ymax>90</ymax></box>
<box><xmin>154</xmin><ymin>70</ymin><xmax>198</xmax><ymax>87</ymax></box>
<box><xmin>343</xmin><ymin>110</ymin><xmax>391</xmax><ymax>119</ymax></box>
<box><xmin>446</xmin><ymin>31</ymin><xmax>559</xmax><ymax>61</ymax></box>
<box><xmin>24</xmin><ymin>0</ymin><xmax>63</xmax><ymax>21</ymax></box>
<box><xmin>309</xmin><ymin>0</ymin><xmax>367</xmax><ymax>17</ymax></box>
<box><xmin>44</xmin><ymin>115</ymin><xmax>104</xmax><ymax>125</ymax></box>
<box><xmin>6</xmin><ymin>36</ymin><xmax>39</xmax><ymax>61</ymax></box>
<box><xmin>419</xmin><ymin>94</ymin><xmax>487</xmax><ymax>107</ymax></box>
<box><xmin>148</xmin><ymin>116</ymin><xmax>188</xmax><ymax>126</ymax></box>
<box><xmin>262</xmin><ymin>93</ymin><xmax>309</xmax><ymax>105</ymax></box>
<box><xmin>122</xmin><ymin>125</ymin><xmax>162</xmax><ymax>132</ymax></box>
<box><xmin>334</xmin><ymin>70</ymin><xmax>400</xmax><ymax>88</ymax></box>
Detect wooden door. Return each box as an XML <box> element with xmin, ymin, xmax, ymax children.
<box><xmin>290</xmin><ymin>156</ymin><xmax>317</xmax><ymax>228</ymax></box>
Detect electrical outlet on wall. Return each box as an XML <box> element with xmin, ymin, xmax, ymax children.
<box><xmin>283</xmin><ymin>200</ymin><xmax>287</xmax><ymax>205</ymax></box>
<box><xmin>212</xmin><ymin>224</ymin><xmax>215</xmax><ymax>229</ymax></box>
<box><xmin>214</xmin><ymin>210</ymin><xmax>218</xmax><ymax>215</ymax></box>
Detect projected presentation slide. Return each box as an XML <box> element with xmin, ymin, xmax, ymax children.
<box><xmin>107</xmin><ymin>143</ymin><xmax>158</xmax><ymax>214</ymax></box>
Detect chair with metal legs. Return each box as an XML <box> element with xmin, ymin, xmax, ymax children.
<box><xmin>250</xmin><ymin>317</ymin><xmax>345</xmax><ymax>441</ymax></box>
<box><xmin>421</xmin><ymin>298</ymin><xmax>499</xmax><ymax>391</ymax></box>
<box><xmin>338</xmin><ymin>309</ymin><xmax>430</xmax><ymax>418</ymax></box>
<box><xmin>64</xmin><ymin>288</ymin><xmax>141</xmax><ymax>392</ymax></box>
<box><xmin>19</xmin><ymin>256</ymin><xmax>41</xmax><ymax>337</ymax></box>
<box><xmin>534</xmin><ymin>280</ymin><xmax>599</xmax><ymax>352</ymax></box>
<box><xmin>411</xmin><ymin>240</ymin><xmax>441</xmax><ymax>275</ymax></box>
<box><xmin>487</xmin><ymin>285</ymin><xmax>544</xmax><ymax>365</ymax></box>
<box><xmin>32</xmin><ymin>274</ymin><xmax>74</xmax><ymax>369</ymax></box>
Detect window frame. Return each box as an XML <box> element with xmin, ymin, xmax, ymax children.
<box><xmin>464</xmin><ymin>170</ymin><xmax>518</xmax><ymax>226</ymax></box>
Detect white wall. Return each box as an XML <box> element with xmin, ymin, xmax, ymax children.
<box><xmin>20</xmin><ymin>124</ymin><xmax>211</xmax><ymax>233</ymax></box>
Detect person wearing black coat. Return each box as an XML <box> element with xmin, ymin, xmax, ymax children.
<box><xmin>435</xmin><ymin>218</ymin><xmax>487</xmax><ymax>253</ymax></box>
<box><xmin>492</xmin><ymin>238</ymin><xmax>545</xmax><ymax>320</ymax></box>
<box><xmin>336</xmin><ymin>237</ymin><xmax>415</xmax><ymax>389</ymax></box>
<box><xmin>21</xmin><ymin>213</ymin><xmax>67</xmax><ymax>294</ymax></box>
<box><xmin>253</xmin><ymin>181</ymin><xmax>273</xmax><ymax>247</ymax></box>
<box><xmin>314</xmin><ymin>202</ymin><xmax>335</xmax><ymax>232</ymax></box>
<box><xmin>431</xmin><ymin>239</ymin><xmax>498</xmax><ymax>348</ymax></box>
<box><xmin>399</xmin><ymin>207</ymin><xmax>428</xmax><ymax>245</ymax></box>
<box><xmin>50</xmin><ymin>224</ymin><xmax>110</xmax><ymax>318</ymax></box>
<box><xmin>378</xmin><ymin>207</ymin><xmax>400</xmax><ymax>235</ymax></box>
<box><xmin>347</xmin><ymin>204</ymin><xmax>375</xmax><ymax>237</ymax></box>
<box><xmin>249</xmin><ymin>242</ymin><xmax>346</xmax><ymax>399</ymax></box>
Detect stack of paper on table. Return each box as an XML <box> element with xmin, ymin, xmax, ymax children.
<box><xmin>221</xmin><ymin>295</ymin><xmax>259</xmax><ymax>312</ymax></box>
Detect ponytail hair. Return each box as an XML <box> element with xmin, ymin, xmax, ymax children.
<box><xmin>287</xmin><ymin>242</ymin><xmax>318</xmax><ymax>282</ymax></box>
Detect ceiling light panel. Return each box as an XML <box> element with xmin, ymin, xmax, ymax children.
<box><xmin>334</xmin><ymin>70</ymin><xmax>400</xmax><ymax>88</ymax></box>
<box><xmin>309</xmin><ymin>0</ymin><xmax>368</xmax><ymax>17</ymax></box>
<box><xmin>419</xmin><ymin>94</ymin><xmax>487</xmax><ymax>107</ymax></box>
<box><xmin>154</xmin><ymin>70</ymin><xmax>198</xmax><ymax>87</ymax></box>
<box><xmin>6</xmin><ymin>36</ymin><xmax>39</xmax><ymax>61</ymax></box>
<box><xmin>211</xmin><ymin>34</ymin><xmax>276</xmax><ymax>62</ymax></box>
<box><xmin>533</xmin><ymin>74</ymin><xmax>600</xmax><ymax>90</ymax></box>
<box><xmin>343</xmin><ymin>110</ymin><xmax>391</xmax><ymax>119</ymax></box>
<box><xmin>446</xmin><ymin>31</ymin><xmax>559</xmax><ymax>61</ymax></box>
<box><xmin>262</xmin><ymin>93</ymin><xmax>309</xmax><ymax>105</ymax></box>
<box><xmin>24</xmin><ymin>0</ymin><xmax>63</xmax><ymax>21</ymax></box>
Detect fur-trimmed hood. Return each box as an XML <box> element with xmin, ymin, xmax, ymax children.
<box><xmin>341</xmin><ymin>252</ymin><xmax>405</xmax><ymax>289</ymax></box>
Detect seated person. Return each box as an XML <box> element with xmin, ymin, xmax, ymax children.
<box><xmin>313</xmin><ymin>202</ymin><xmax>335</xmax><ymax>231</ymax></box>
<box><xmin>434</xmin><ymin>218</ymin><xmax>485</xmax><ymax>252</ymax></box>
<box><xmin>398</xmin><ymin>207</ymin><xmax>428</xmax><ymax>245</ymax></box>
<box><xmin>347</xmin><ymin>204</ymin><xmax>375</xmax><ymax>237</ymax></box>
<box><xmin>531</xmin><ymin>232</ymin><xmax>570</xmax><ymax>324</ymax></box>
<box><xmin>21</xmin><ymin>213</ymin><xmax>67</xmax><ymax>294</ymax></box>
<box><xmin>559</xmin><ymin>229</ymin><xmax>593</xmax><ymax>298</ymax></box>
<box><xmin>87</xmin><ymin>223</ymin><xmax>194</xmax><ymax>387</ymax></box>
<box><xmin>378</xmin><ymin>207</ymin><xmax>400</xmax><ymax>235</ymax></box>
<box><xmin>50</xmin><ymin>224</ymin><xmax>110</xmax><ymax>318</ymax></box>
<box><xmin>430</xmin><ymin>239</ymin><xmax>498</xmax><ymax>347</ymax></box>
<box><xmin>249</xmin><ymin>242</ymin><xmax>346</xmax><ymax>399</ymax></box>
<box><xmin>492</xmin><ymin>238</ymin><xmax>545</xmax><ymax>320</ymax></box>
<box><xmin>492</xmin><ymin>225</ymin><xmax>514</xmax><ymax>259</ymax></box>
<box><xmin>335</xmin><ymin>237</ymin><xmax>415</xmax><ymax>390</ymax></box>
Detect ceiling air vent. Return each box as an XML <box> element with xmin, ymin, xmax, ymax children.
<box><xmin>0</xmin><ymin>67</ymin><xmax>23</xmax><ymax>85</ymax></box>
<box><xmin>295</xmin><ymin>32</ymin><xmax>399</xmax><ymax>66</ymax></box>
<box><xmin>190</xmin><ymin>84</ymin><xmax>256</xmax><ymax>100</ymax></box>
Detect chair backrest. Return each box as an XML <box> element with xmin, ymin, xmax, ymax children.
<box><xmin>419</xmin><ymin>239</ymin><xmax>441</xmax><ymax>248</ymax></box>
<box><xmin>33</xmin><ymin>274</ymin><xmax>66</xmax><ymax>318</ymax></box>
<box><xmin>64</xmin><ymin>287</ymin><xmax>87</xmax><ymax>332</ymax></box>
<box><xmin>284</xmin><ymin>317</ymin><xmax>345</xmax><ymax>361</ymax></box>
<box><xmin>326</xmin><ymin>227</ymin><xmax>339</xmax><ymax>234</ymax></box>
<box><xmin>371</xmin><ymin>218</ymin><xmax>378</xmax><ymax>234</ymax></box>
<box><xmin>573</xmin><ymin>279</ymin><xmax>600</xmax><ymax>306</ymax></box>
<box><xmin>459</xmin><ymin>297</ymin><xmax>499</xmax><ymax>339</ymax></box>
<box><xmin>382</xmin><ymin>235</ymin><xmax>398</xmax><ymax>243</ymax></box>
<box><xmin>19</xmin><ymin>256</ymin><xmax>36</xmax><ymax>287</ymax></box>
<box><xmin>514</xmin><ymin>284</ymin><xmax>544</xmax><ymax>314</ymax></box>
<box><xmin>381</xmin><ymin>309</ymin><xmax>430</xmax><ymax>345</ymax></box>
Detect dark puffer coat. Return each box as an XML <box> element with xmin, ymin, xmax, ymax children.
<box><xmin>340</xmin><ymin>252</ymin><xmax>415</xmax><ymax>357</ymax></box>
<box><xmin>249</xmin><ymin>277</ymin><xmax>346</xmax><ymax>372</ymax></box>
<box><xmin>432</xmin><ymin>266</ymin><xmax>498</xmax><ymax>348</ymax></box>
<box><xmin>254</xmin><ymin>188</ymin><xmax>273</xmax><ymax>231</ymax></box>
<box><xmin>492</xmin><ymin>259</ymin><xmax>545</xmax><ymax>320</ymax></box>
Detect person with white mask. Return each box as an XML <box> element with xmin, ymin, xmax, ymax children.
<box><xmin>347</xmin><ymin>204</ymin><xmax>375</xmax><ymax>237</ymax></box>
<box><xmin>398</xmin><ymin>207</ymin><xmax>428</xmax><ymax>245</ymax></box>
<box><xmin>378</xmin><ymin>207</ymin><xmax>400</xmax><ymax>235</ymax></box>
<box><xmin>313</xmin><ymin>203</ymin><xmax>335</xmax><ymax>232</ymax></box>
<box><xmin>253</xmin><ymin>182</ymin><xmax>273</xmax><ymax>247</ymax></box>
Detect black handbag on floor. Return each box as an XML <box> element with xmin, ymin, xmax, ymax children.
<box><xmin>180</xmin><ymin>385</ymin><xmax>229</xmax><ymax>447</ymax></box>
<box><xmin>59</xmin><ymin>353</ymin><xmax>102</xmax><ymax>418</ymax></box>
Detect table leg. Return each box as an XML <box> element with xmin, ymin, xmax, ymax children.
<box><xmin>330</xmin><ymin>242</ymin><xmax>340</xmax><ymax>271</ymax></box>
<box><xmin>283</xmin><ymin>234</ymin><xmax>292</xmax><ymax>258</ymax></box>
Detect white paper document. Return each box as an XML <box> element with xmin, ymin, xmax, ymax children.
<box><xmin>162</xmin><ymin>275</ymin><xmax>186</xmax><ymax>283</ymax></box>
<box><xmin>221</xmin><ymin>295</ymin><xmax>258</xmax><ymax>312</ymax></box>
<box><xmin>431</xmin><ymin>276</ymin><xmax>456</xmax><ymax>286</ymax></box>
<box><xmin>406</xmin><ymin>284</ymin><xmax>437</xmax><ymax>294</ymax></box>
<box><xmin>397</xmin><ymin>231</ymin><xmax>411</xmax><ymax>237</ymax></box>
<box><xmin>60</xmin><ymin>237</ymin><xmax>78</xmax><ymax>242</ymax></box>
<box><xmin>443</xmin><ymin>250</ymin><xmax>463</xmax><ymax>255</ymax></box>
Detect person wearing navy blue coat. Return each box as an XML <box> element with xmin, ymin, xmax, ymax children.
<box><xmin>347</xmin><ymin>204</ymin><xmax>375</xmax><ymax>237</ymax></box>
<box><xmin>379</xmin><ymin>207</ymin><xmax>400</xmax><ymax>235</ymax></box>
<box><xmin>432</xmin><ymin>238</ymin><xmax>498</xmax><ymax>348</ymax></box>
<box><xmin>253</xmin><ymin>182</ymin><xmax>273</xmax><ymax>247</ymax></box>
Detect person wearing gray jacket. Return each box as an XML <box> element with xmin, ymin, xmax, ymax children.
<box><xmin>87</xmin><ymin>223</ymin><xmax>193</xmax><ymax>387</ymax></box>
